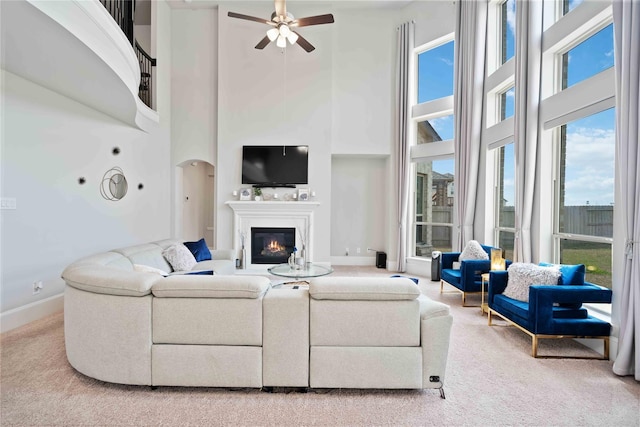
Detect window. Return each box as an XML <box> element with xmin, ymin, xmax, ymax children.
<box><xmin>500</xmin><ymin>0</ymin><xmax>515</xmax><ymax>64</ymax></box>
<box><xmin>561</xmin><ymin>24</ymin><xmax>614</xmax><ymax>90</ymax></box>
<box><xmin>555</xmin><ymin>108</ymin><xmax>614</xmax><ymax>288</ymax></box>
<box><xmin>495</xmin><ymin>143</ymin><xmax>515</xmax><ymax>260</ymax></box>
<box><xmin>417</xmin><ymin>40</ymin><xmax>454</xmax><ymax>103</ymax></box>
<box><xmin>411</xmin><ymin>37</ymin><xmax>455</xmax><ymax>260</ymax></box>
<box><xmin>414</xmin><ymin>159</ymin><xmax>454</xmax><ymax>257</ymax></box>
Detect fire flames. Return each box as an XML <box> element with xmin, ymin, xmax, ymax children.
<box><xmin>261</xmin><ymin>239</ymin><xmax>286</xmax><ymax>256</ymax></box>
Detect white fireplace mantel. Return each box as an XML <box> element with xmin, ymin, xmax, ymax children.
<box><xmin>225</xmin><ymin>201</ymin><xmax>320</xmax><ymax>269</ymax></box>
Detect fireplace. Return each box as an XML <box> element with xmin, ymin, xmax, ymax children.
<box><xmin>251</xmin><ymin>227</ymin><xmax>296</xmax><ymax>264</ymax></box>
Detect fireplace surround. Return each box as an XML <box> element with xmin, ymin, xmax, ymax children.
<box><xmin>226</xmin><ymin>201</ymin><xmax>320</xmax><ymax>269</ymax></box>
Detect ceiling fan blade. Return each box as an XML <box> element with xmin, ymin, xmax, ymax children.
<box><xmin>255</xmin><ymin>35</ymin><xmax>271</xmax><ymax>50</ymax></box>
<box><xmin>293</xmin><ymin>14</ymin><xmax>335</xmax><ymax>28</ymax></box>
<box><xmin>293</xmin><ymin>31</ymin><xmax>315</xmax><ymax>53</ymax></box>
<box><xmin>228</xmin><ymin>11</ymin><xmax>272</xmax><ymax>25</ymax></box>
<box><xmin>274</xmin><ymin>0</ymin><xmax>287</xmax><ymax>19</ymax></box>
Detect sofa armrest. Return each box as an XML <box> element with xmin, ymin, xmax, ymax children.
<box><xmin>529</xmin><ymin>284</ymin><xmax>612</xmax><ymax>311</ymax></box>
<box><xmin>460</xmin><ymin>259</ymin><xmax>491</xmax><ymax>283</ymax></box>
<box><xmin>529</xmin><ymin>284</ymin><xmax>612</xmax><ymax>334</ymax></box>
<box><xmin>440</xmin><ymin>252</ymin><xmax>461</xmax><ymax>269</ymax></box>
<box><xmin>210</xmin><ymin>249</ymin><xmax>235</xmax><ymax>261</ymax></box>
<box><xmin>488</xmin><ymin>270</ymin><xmax>509</xmax><ymax>306</ymax></box>
<box><xmin>419</xmin><ymin>295</ymin><xmax>452</xmax><ymax>389</ymax></box>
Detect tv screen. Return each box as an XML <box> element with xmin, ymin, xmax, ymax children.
<box><xmin>242</xmin><ymin>145</ymin><xmax>309</xmax><ymax>186</ymax></box>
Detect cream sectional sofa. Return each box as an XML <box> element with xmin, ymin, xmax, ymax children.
<box><xmin>62</xmin><ymin>240</ymin><xmax>453</xmax><ymax>394</ymax></box>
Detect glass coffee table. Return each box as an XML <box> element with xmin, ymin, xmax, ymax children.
<box><xmin>268</xmin><ymin>262</ymin><xmax>333</xmax><ymax>280</ymax></box>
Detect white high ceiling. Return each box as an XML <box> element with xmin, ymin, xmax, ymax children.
<box><xmin>165</xmin><ymin>0</ymin><xmax>415</xmax><ymax>10</ymax></box>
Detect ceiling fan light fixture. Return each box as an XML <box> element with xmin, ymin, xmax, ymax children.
<box><xmin>276</xmin><ymin>35</ymin><xmax>287</xmax><ymax>48</ymax></box>
<box><xmin>279</xmin><ymin>24</ymin><xmax>291</xmax><ymax>38</ymax></box>
<box><xmin>287</xmin><ymin>31</ymin><xmax>299</xmax><ymax>45</ymax></box>
<box><xmin>266</xmin><ymin>28</ymin><xmax>279</xmax><ymax>41</ymax></box>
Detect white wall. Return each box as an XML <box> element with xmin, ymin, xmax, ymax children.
<box><xmin>170</xmin><ymin>8</ymin><xmax>217</xmax><ymax>167</ymax></box>
<box><xmin>0</xmin><ymin>0</ymin><xmax>173</xmax><ymax>328</ymax></box>
<box><xmin>331</xmin><ymin>156</ymin><xmax>388</xmax><ymax>263</ymax></box>
<box><xmin>216</xmin><ymin>3</ymin><xmax>334</xmax><ymax>262</ymax></box>
<box><xmin>0</xmin><ymin>71</ymin><xmax>171</xmax><ymax>313</ymax></box>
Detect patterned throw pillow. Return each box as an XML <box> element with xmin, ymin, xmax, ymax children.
<box><xmin>162</xmin><ymin>244</ymin><xmax>197</xmax><ymax>272</ymax></box>
<box><xmin>459</xmin><ymin>240</ymin><xmax>489</xmax><ymax>261</ymax></box>
<box><xmin>503</xmin><ymin>262</ymin><xmax>561</xmax><ymax>302</ymax></box>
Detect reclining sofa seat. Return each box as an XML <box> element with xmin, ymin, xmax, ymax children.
<box><xmin>487</xmin><ymin>264</ymin><xmax>612</xmax><ymax>358</ymax></box>
<box><xmin>440</xmin><ymin>244</ymin><xmax>508</xmax><ymax>306</ymax></box>
<box><xmin>308</xmin><ymin>277</ymin><xmax>453</xmax><ymax>393</ymax></box>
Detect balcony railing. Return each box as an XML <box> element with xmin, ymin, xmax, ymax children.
<box><xmin>99</xmin><ymin>0</ymin><xmax>156</xmax><ymax>108</ymax></box>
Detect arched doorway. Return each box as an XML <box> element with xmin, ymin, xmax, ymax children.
<box><xmin>177</xmin><ymin>160</ymin><xmax>215</xmax><ymax>246</ymax></box>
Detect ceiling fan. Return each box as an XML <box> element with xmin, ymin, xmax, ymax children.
<box><xmin>228</xmin><ymin>0</ymin><xmax>334</xmax><ymax>53</ymax></box>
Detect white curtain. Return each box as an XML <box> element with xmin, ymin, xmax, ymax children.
<box><xmin>513</xmin><ymin>0</ymin><xmax>543</xmax><ymax>263</ymax></box>
<box><xmin>453</xmin><ymin>0</ymin><xmax>488</xmax><ymax>249</ymax></box>
<box><xmin>612</xmin><ymin>0</ymin><xmax>640</xmax><ymax>381</ymax></box>
<box><xmin>395</xmin><ymin>22</ymin><xmax>414</xmax><ymax>272</ymax></box>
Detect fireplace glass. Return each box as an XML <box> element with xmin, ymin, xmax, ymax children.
<box><xmin>251</xmin><ymin>227</ymin><xmax>296</xmax><ymax>264</ymax></box>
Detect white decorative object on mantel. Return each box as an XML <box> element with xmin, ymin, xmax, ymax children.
<box><xmin>226</xmin><ymin>201</ymin><xmax>320</xmax><ymax>270</ymax></box>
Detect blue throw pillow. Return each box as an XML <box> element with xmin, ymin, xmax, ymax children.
<box><xmin>184</xmin><ymin>238</ymin><xmax>212</xmax><ymax>262</ymax></box>
<box><xmin>539</xmin><ymin>262</ymin><xmax>585</xmax><ymax>285</ymax></box>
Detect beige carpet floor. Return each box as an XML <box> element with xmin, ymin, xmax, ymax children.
<box><xmin>1</xmin><ymin>266</ymin><xmax>639</xmax><ymax>426</ymax></box>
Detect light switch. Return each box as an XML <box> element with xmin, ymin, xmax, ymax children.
<box><xmin>0</xmin><ymin>198</ymin><xmax>16</xmax><ymax>210</ymax></box>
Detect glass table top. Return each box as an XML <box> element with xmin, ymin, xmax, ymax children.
<box><xmin>268</xmin><ymin>263</ymin><xmax>334</xmax><ymax>279</ymax></box>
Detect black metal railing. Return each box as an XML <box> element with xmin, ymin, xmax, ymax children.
<box><xmin>100</xmin><ymin>0</ymin><xmax>133</xmax><ymax>44</ymax></box>
<box><xmin>99</xmin><ymin>0</ymin><xmax>156</xmax><ymax>109</ymax></box>
<box><xmin>136</xmin><ymin>41</ymin><xmax>156</xmax><ymax>108</ymax></box>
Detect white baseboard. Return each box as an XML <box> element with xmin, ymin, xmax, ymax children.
<box><xmin>1</xmin><ymin>293</ymin><xmax>64</xmax><ymax>333</ymax></box>
<box><xmin>330</xmin><ymin>256</ymin><xmax>376</xmax><ymax>266</ymax></box>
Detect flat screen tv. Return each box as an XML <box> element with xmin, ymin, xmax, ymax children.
<box><xmin>242</xmin><ymin>145</ymin><xmax>308</xmax><ymax>187</ymax></box>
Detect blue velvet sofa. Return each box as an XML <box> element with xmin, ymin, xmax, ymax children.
<box><xmin>440</xmin><ymin>244</ymin><xmax>508</xmax><ymax>306</ymax></box>
<box><xmin>487</xmin><ymin>264</ymin><xmax>612</xmax><ymax>358</ymax></box>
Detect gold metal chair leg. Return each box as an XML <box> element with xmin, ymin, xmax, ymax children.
<box><xmin>532</xmin><ymin>336</ymin><xmax>539</xmax><ymax>358</ymax></box>
<box><xmin>603</xmin><ymin>337</ymin><xmax>610</xmax><ymax>360</ymax></box>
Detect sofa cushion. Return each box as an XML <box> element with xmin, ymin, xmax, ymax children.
<box><xmin>309</xmin><ymin>277</ymin><xmax>420</xmax><ymax>301</ymax></box>
<box><xmin>503</xmin><ymin>263</ymin><xmax>561</xmax><ymax>302</ymax></box>
<box><xmin>459</xmin><ymin>240</ymin><xmax>489</xmax><ymax>261</ymax></box>
<box><xmin>162</xmin><ymin>244</ymin><xmax>197</xmax><ymax>272</ymax></box>
<box><xmin>184</xmin><ymin>238</ymin><xmax>212</xmax><ymax>262</ymax></box>
<box><xmin>538</xmin><ymin>262</ymin><xmax>585</xmax><ymax>285</ymax></box>
<box><xmin>113</xmin><ymin>244</ymin><xmax>173</xmax><ymax>272</ymax></box>
<box><xmin>151</xmin><ymin>275</ymin><xmax>270</xmax><ymax>298</ymax></box>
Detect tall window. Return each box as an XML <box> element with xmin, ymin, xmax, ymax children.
<box><xmin>411</xmin><ymin>37</ymin><xmax>455</xmax><ymax>259</ymax></box>
<box><xmin>556</xmin><ymin>109</ymin><xmax>614</xmax><ymax>288</ymax></box>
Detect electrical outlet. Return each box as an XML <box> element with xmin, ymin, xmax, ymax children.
<box><xmin>345</xmin><ymin>247</ymin><xmax>349</xmax><ymax>256</ymax></box>
<box><xmin>357</xmin><ymin>247</ymin><xmax>361</xmax><ymax>254</ymax></box>
<box><xmin>33</xmin><ymin>281</ymin><xmax>43</xmax><ymax>295</ymax></box>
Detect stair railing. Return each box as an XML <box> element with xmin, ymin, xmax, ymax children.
<box><xmin>99</xmin><ymin>0</ymin><xmax>156</xmax><ymax>109</ymax></box>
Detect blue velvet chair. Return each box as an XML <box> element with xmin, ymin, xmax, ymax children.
<box><xmin>440</xmin><ymin>244</ymin><xmax>507</xmax><ymax>306</ymax></box>
<box><xmin>487</xmin><ymin>264</ymin><xmax>612</xmax><ymax>358</ymax></box>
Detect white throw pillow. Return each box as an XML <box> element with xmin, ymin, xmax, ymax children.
<box><xmin>162</xmin><ymin>244</ymin><xmax>197</xmax><ymax>272</ymax></box>
<box><xmin>503</xmin><ymin>262</ymin><xmax>561</xmax><ymax>302</ymax></box>
<box><xmin>459</xmin><ymin>240</ymin><xmax>489</xmax><ymax>261</ymax></box>
<box><xmin>133</xmin><ymin>264</ymin><xmax>168</xmax><ymax>276</ymax></box>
